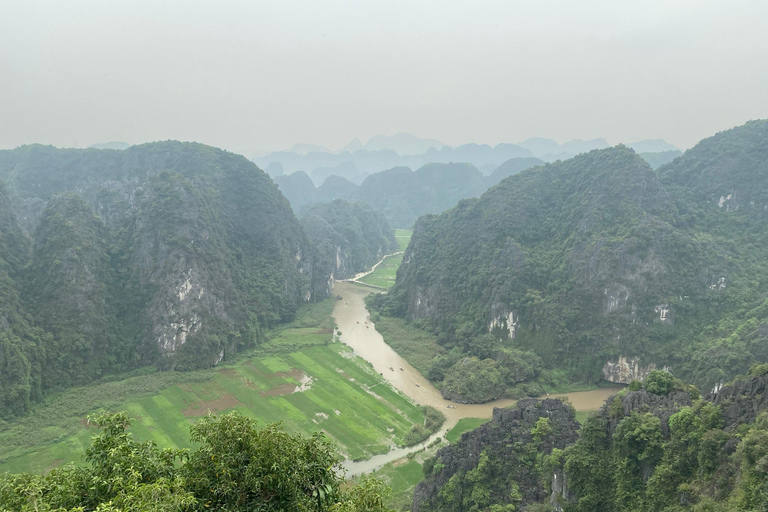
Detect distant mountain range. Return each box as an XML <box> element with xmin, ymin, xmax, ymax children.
<box><xmin>274</xmin><ymin>157</ymin><xmax>547</xmax><ymax>228</ymax></box>
<box><xmin>273</xmin><ymin>149</ymin><xmax>680</xmax><ymax>228</ymax></box>
<box><xmin>255</xmin><ymin>134</ymin><xmax>679</xmax><ymax>185</ymax></box>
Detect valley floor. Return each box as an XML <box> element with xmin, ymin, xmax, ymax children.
<box><xmin>0</xmin><ymin>300</ymin><xmax>423</xmax><ymax>473</ymax></box>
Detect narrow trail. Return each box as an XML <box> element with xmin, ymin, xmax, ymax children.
<box><xmin>342</xmin><ymin>251</ymin><xmax>404</xmax><ymax>286</ymax></box>
<box><xmin>333</xmin><ymin>280</ymin><xmax>621</xmax><ymax>475</ymax></box>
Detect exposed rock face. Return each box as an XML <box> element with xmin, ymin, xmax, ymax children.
<box><xmin>557</xmin><ymin>374</ymin><xmax>768</xmax><ymax>508</ymax></box>
<box><xmin>414</xmin><ymin>373</ymin><xmax>768</xmax><ymax>512</ymax></box>
<box><xmin>550</xmin><ymin>469</ymin><xmax>571</xmax><ymax>512</ymax></box>
<box><xmin>606</xmin><ymin>389</ymin><xmax>693</xmax><ymax>436</ymax></box>
<box><xmin>301</xmin><ymin>199</ymin><xmax>399</xmax><ymax>281</ymax></box>
<box><xmin>0</xmin><ymin>142</ymin><xmax>332</xmax><ymax>395</ymax></box>
<box><xmin>602</xmin><ymin>356</ymin><xmax>668</xmax><ymax>384</ymax></box>
<box><xmin>707</xmin><ymin>372</ymin><xmax>768</xmax><ymax>429</ymax></box>
<box><xmin>379</xmin><ymin>122</ymin><xmax>768</xmax><ymax>390</ymax></box>
<box><xmin>413</xmin><ymin>399</ymin><xmax>579</xmax><ymax>512</ymax></box>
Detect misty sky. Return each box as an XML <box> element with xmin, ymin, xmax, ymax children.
<box><xmin>2</xmin><ymin>1</ymin><xmax>767</xmax><ymax>156</ymax></box>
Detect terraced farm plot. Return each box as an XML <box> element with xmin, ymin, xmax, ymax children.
<box><xmin>0</xmin><ymin>301</ymin><xmax>424</xmax><ymax>473</ymax></box>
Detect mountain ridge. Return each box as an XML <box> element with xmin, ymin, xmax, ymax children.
<box><xmin>374</xmin><ymin>121</ymin><xmax>768</xmax><ymax>396</ymax></box>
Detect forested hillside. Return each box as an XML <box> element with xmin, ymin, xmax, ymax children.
<box><xmin>302</xmin><ymin>200</ymin><xmax>399</xmax><ymax>281</ymax></box>
<box><xmin>414</xmin><ymin>367</ymin><xmax>768</xmax><ymax>512</ymax></box>
<box><xmin>0</xmin><ymin>142</ymin><xmax>333</xmax><ymax>418</ymax></box>
<box><xmin>375</xmin><ymin>120</ymin><xmax>768</xmax><ymax>398</ymax></box>
<box><xmin>353</xmin><ymin>163</ymin><xmax>487</xmax><ymax>228</ymax></box>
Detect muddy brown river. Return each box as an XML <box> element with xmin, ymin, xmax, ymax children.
<box><xmin>333</xmin><ymin>280</ymin><xmax>621</xmax><ymax>475</ymax></box>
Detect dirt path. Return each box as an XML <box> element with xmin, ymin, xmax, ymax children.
<box><xmin>342</xmin><ymin>252</ymin><xmax>403</xmax><ymax>285</ymax></box>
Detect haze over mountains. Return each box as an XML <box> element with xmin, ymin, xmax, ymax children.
<box><xmin>272</xmin><ymin>151</ymin><xmax>681</xmax><ymax>229</ymax></box>
<box><xmin>1</xmin><ymin>119</ymin><xmax>768</xmax><ymax>512</ymax></box>
<box><xmin>256</xmin><ymin>133</ymin><xmax>680</xmax><ymax>185</ymax></box>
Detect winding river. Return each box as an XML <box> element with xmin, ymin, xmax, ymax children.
<box><xmin>333</xmin><ymin>280</ymin><xmax>621</xmax><ymax>475</ymax></box>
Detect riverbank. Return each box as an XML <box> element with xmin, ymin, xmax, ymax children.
<box><xmin>0</xmin><ymin>299</ymin><xmax>424</xmax><ymax>474</ymax></box>
<box><xmin>333</xmin><ymin>281</ymin><xmax>622</xmax><ymax>475</ymax></box>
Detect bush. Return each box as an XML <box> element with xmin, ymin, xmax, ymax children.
<box><xmin>645</xmin><ymin>370</ymin><xmax>676</xmax><ymax>395</ymax></box>
<box><xmin>403</xmin><ymin>424</ymin><xmax>429</xmax><ymax>446</ymax></box>
<box><xmin>440</xmin><ymin>357</ymin><xmax>506</xmax><ymax>403</ymax></box>
<box><xmin>423</xmin><ymin>405</ymin><xmax>446</xmax><ymax>432</ymax></box>
<box><xmin>403</xmin><ymin>406</ymin><xmax>446</xmax><ymax>446</ymax></box>
<box><xmin>748</xmin><ymin>363</ymin><xmax>768</xmax><ymax>377</ymax></box>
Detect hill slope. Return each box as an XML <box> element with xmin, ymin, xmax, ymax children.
<box><xmin>0</xmin><ymin>142</ymin><xmax>331</xmax><ymax>416</ymax></box>
<box><xmin>414</xmin><ymin>368</ymin><xmax>768</xmax><ymax>512</ymax></box>
<box><xmin>376</xmin><ymin>121</ymin><xmax>768</xmax><ymax>393</ymax></box>
<box><xmin>301</xmin><ymin>199</ymin><xmax>399</xmax><ymax>281</ymax></box>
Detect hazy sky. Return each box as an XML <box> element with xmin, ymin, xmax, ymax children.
<box><xmin>2</xmin><ymin>1</ymin><xmax>767</xmax><ymax>155</ymax></box>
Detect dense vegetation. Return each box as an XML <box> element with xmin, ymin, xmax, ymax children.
<box><xmin>554</xmin><ymin>368</ymin><xmax>768</xmax><ymax>512</ymax></box>
<box><xmin>414</xmin><ymin>368</ymin><xmax>768</xmax><ymax>511</ymax></box>
<box><xmin>0</xmin><ymin>411</ymin><xmax>394</xmax><ymax>512</ymax></box>
<box><xmin>484</xmin><ymin>157</ymin><xmax>545</xmax><ymax>188</ymax></box>
<box><xmin>301</xmin><ymin>200</ymin><xmax>399</xmax><ymax>281</ymax></box>
<box><xmin>375</xmin><ymin>120</ymin><xmax>768</xmax><ymax>395</ymax></box>
<box><xmin>0</xmin><ymin>142</ymin><xmax>334</xmax><ymax>418</ymax></box>
<box><xmin>413</xmin><ymin>398</ymin><xmax>581</xmax><ymax>511</ymax></box>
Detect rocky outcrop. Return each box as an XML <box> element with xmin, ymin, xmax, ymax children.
<box><xmin>413</xmin><ymin>399</ymin><xmax>579</xmax><ymax>512</ymax></box>
<box><xmin>707</xmin><ymin>372</ymin><xmax>768</xmax><ymax>429</ymax></box>
<box><xmin>606</xmin><ymin>388</ymin><xmax>693</xmax><ymax>436</ymax></box>
<box><xmin>602</xmin><ymin>356</ymin><xmax>670</xmax><ymax>384</ymax></box>
<box><xmin>550</xmin><ymin>469</ymin><xmax>572</xmax><ymax>512</ymax></box>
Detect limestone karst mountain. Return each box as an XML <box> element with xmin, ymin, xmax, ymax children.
<box><xmin>375</xmin><ymin>120</ymin><xmax>768</xmax><ymax>393</ymax></box>
<box><xmin>301</xmin><ymin>199</ymin><xmax>399</xmax><ymax>281</ymax></box>
<box><xmin>0</xmin><ymin>142</ymin><xmax>333</xmax><ymax>417</ymax></box>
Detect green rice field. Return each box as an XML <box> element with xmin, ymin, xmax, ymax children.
<box><xmin>358</xmin><ymin>229</ymin><xmax>411</xmax><ymax>289</ymax></box>
<box><xmin>394</xmin><ymin>229</ymin><xmax>412</xmax><ymax>251</ymax></box>
<box><xmin>445</xmin><ymin>417</ymin><xmax>489</xmax><ymax>444</ymax></box>
<box><xmin>359</xmin><ymin>254</ymin><xmax>403</xmax><ymax>288</ymax></box>
<box><xmin>0</xmin><ymin>300</ymin><xmax>424</xmax><ymax>474</ymax></box>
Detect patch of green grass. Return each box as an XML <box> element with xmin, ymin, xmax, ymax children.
<box><xmin>359</xmin><ymin>254</ymin><xmax>403</xmax><ymax>288</ymax></box>
<box><xmin>574</xmin><ymin>410</ymin><xmax>592</xmax><ymax>425</ymax></box>
<box><xmin>0</xmin><ymin>300</ymin><xmax>424</xmax><ymax>473</ymax></box>
<box><xmin>380</xmin><ymin>459</ymin><xmax>424</xmax><ymax>510</ymax></box>
<box><xmin>446</xmin><ymin>418</ymin><xmax>488</xmax><ymax>444</ymax></box>
<box><xmin>356</xmin><ymin>229</ymin><xmax>411</xmax><ymax>288</ymax></box>
<box><xmin>373</xmin><ymin>316</ymin><xmax>445</xmax><ymax>377</ymax></box>
<box><xmin>394</xmin><ymin>229</ymin><xmax>412</xmax><ymax>252</ymax></box>
<box><xmin>347</xmin><ymin>456</ymin><xmax>427</xmax><ymax>511</ymax></box>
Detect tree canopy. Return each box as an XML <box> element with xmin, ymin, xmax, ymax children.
<box><xmin>0</xmin><ymin>411</ymin><xmax>393</xmax><ymax>512</ymax></box>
